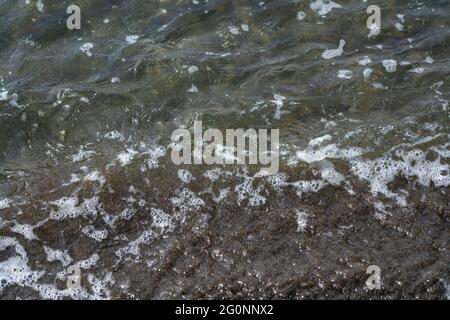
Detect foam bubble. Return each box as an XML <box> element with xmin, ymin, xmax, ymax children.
<box><xmin>409</xmin><ymin>67</ymin><xmax>425</xmax><ymax>74</ymax></box>
<box><xmin>309</xmin><ymin>135</ymin><xmax>332</xmax><ymax>147</ymax></box>
<box><xmin>297</xmin><ymin>144</ymin><xmax>364</xmax><ymax>164</ymax></box>
<box><xmin>0</xmin><ymin>256</ymin><xmax>44</xmax><ymax>292</ymax></box>
<box><xmin>82</xmin><ymin>226</ymin><xmax>108</xmax><ymax>242</ymax></box>
<box><xmin>310</xmin><ymin>0</ymin><xmax>342</xmax><ymax>16</ymax></box>
<box><xmin>11</xmin><ymin>224</ymin><xmax>38</xmax><ymax>241</ymax></box>
<box><xmin>80</xmin><ymin>43</ymin><xmax>93</xmax><ymax>57</ymax></box>
<box><xmin>0</xmin><ymin>198</ymin><xmax>13</xmax><ymax>210</ymax></box>
<box><xmin>117</xmin><ymin>148</ymin><xmax>138</xmax><ymax>166</ymax></box>
<box><xmin>425</xmin><ymin>56</ymin><xmax>434</xmax><ymax>64</ymax></box>
<box><xmin>144</xmin><ymin>145</ymin><xmax>166</xmax><ymax>169</ymax></box>
<box><xmin>228</xmin><ymin>25</ymin><xmax>240</xmax><ymax>35</ymax></box>
<box><xmin>150</xmin><ymin>208</ymin><xmax>174</xmax><ymax>233</ymax></box>
<box><xmin>115</xmin><ymin>229</ymin><xmax>156</xmax><ymax>259</ymax></box>
<box><xmin>178</xmin><ymin>169</ymin><xmax>194</xmax><ymax>183</ymax></box>
<box><xmin>72</xmin><ymin>146</ymin><xmax>96</xmax><ymax>163</ymax></box>
<box><xmin>126</xmin><ymin>35</ymin><xmax>139</xmax><ymax>44</ymax></box>
<box><xmin>0</xmin><ymin>90</ymin><xmax>8</xmax><ymax>101</ymax></box>
<box><xmin>213</xmin><ymin>188</ymin><xmax>230</xmax><ymax>203</ymax></box>
<box><xmin>187</xmin><ymin>84</ymin><xmax>199</xmax><ymax>93</ymax></box>
<box><xmin>322</xmin><ymin>40</ymin><xmax>345</xmax><ymax>59</ymax></box>
<box><xmin>382</xmin><ymin>59</ymin><xmax>398</xmax><ymax>73</ymax></box>
<box><xmin>88</xmin><ymin>272</ymin><xmax>114</xmax><ymax>299</ymax></box>
<box><xmin>44</xmin><ymin>246</ymin><xmax>73</xmax><ymax>267</ymax></box>
<box><xmin>170</xmin><ymin>188</ymin><xmax>205</xmax><ymax>215</ymax></box>
<box><xmin>368</xmin><ymin>23</ymin><xmax>380</xmax><ymax>38</ymax></box>
<box><xmin>235</xmin><ymin>177</ymin><xmax>266</xmax><ymax>207</ymax></box>
<box><xmin>358</xmin><ymin>56</ymin><xmax>372</xmax><ymax>66</ymax></box>
<box><xmin>351</xmin><ymin>148</ymin><xmax>450</xmax><ymax>202</ymax></box>
<box><xmin>338</xmin><ymin>69</ymin><xmax>353</xmax><ymax>79</ymax></box>
<box><xmin>49</xmin><ymin>196</ymin><xmax>100</xmax><ymax>221</ymax></box>
<box><xmin>296</xmin><ymin>11</ymin><xmax>306</xmax><ymax>21</ymax></box>
<box><xmin>187</xmin><ymin>65</ymin><xmax>199</xmax><ymax>74</ymax></box>
<box><xmin>296</xmin><ymin>210</ymin><xmax>308</xmax><ymax>232</ymax></box>
<box><xmin>363</xmin><ymin>68</ymin><xmax>373</xmax><ymax>79</ymax></box>
<box><xmin>104</xmin><ymin>130</ymin><xmax>126</xmax><ymax>141</ymax></box>
<box><xmin>320</xmin><ymin>161</ymin><xmax>345</xmax><ymax>186</ymax></box>
<box><xmin>76</xmin><ymin>254</ymin><xmax>100</xmax><ymax>269</ymax></box>
<box><xmin>272</xmin><ymin>93</ymin><xmax>286</xmax><ymax>120</ymax></box>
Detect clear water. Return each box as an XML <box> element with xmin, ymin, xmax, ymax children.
<box><xmin>0</xmin><ymin>0</ymin><xmax>449</xmax><ymax>299</ymax></box>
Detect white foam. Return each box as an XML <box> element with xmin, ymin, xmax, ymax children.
<box><xmin>11</xmin><ymin>224</ymin><xmax>38</xmax><ymax>241</ymax></box>
<box><xmin>87</xmin><ymin>272</ymin><xmax>114</xmax><ymax>299</ymax></box>
<box><xmin>49</xmin><ymin>196</ymin><xmax>99</xmax><ymax>221</ymax></box>
<box><xmin>44</xmin><ymin>246</ymin><xmax>73</xmax><ymax>267</ymax></box>
<box><xmin>363</xmin><ymin>68</ymin><xmax>373</xmax><ymax>79</ymax></box>
<box><xmin>177</xmin><ymin>169</ymin><xmax>194</xmax><ymax>183</ymax></box>
<box><xmin>170</xmin><ymin>188</ymin><xmax>205</xmax><ymax>216</ymax></box>
<box><xmin>310</xmin><ymin>0</ymin><xmax>342</xmax><ymax>16</ymax></box>
<box><xmin>120</xmin><ymin>207</ymin><xmax>136</xmax><ymax>220</ymax></box>
<box><xmin>358</xmin><ymin>56</ymin><xmax>372</xmax><ymax>66</ymax></box>
<box><xmin>320</xmin><ymin>161</ymin><xmax>345</xmax><ymax>186</ymax></box>
<box><xmin>0</xmin><ymin>236</ymin><xmax>27</xmax><ymax>260</ymax></box>
<box><xmin>235</xmin><ymin>177</ymin><xmax>266</xmax><ymax>207</ymax></box>
<box><xmin>409</xmin><ymin>67</ymin><xmax>425</xmax><ymax>74</ymax></box>
<box><xmin>309</xmin><ymin>134</ymin><xmax>332</xmax><ymax>147</ymax></box>
<box><xmin>297</xmin><ymin>144</ymin><xmax>364</xmax><ymax>164</ymax></box>
<box><xmin>296</xmin><ymin>11</ymin><xmax>306</xmax><ymax>21</ymax></box>
<box><xmin>111</xmin><ymin>77</ymin><xmax>121</xmax><ymax>83</ymax></box>
<box><xmin>351</xmin><ymin>148</ymin><xmax>450</xmax><ymax>202</ymax></box>
<box><xmin>72</xmin><ymin>146</ymin><xmax>96</xmax><ymax>162</ymax></box>
<box><xmin>115</xmin><ymin>229</ymin><xmax>155</xmax><ymax>259</ymax></box>
<box><xmin>31</xmin><ymin>284</ymin><xmax>90</xmax><ymax>300</ymax></box>
<box><xmin>213</xmin><ymin>188</ymin><xmax>230</xmax><ymax>203</ymax></box>
<box><xmin>265</xmin><ymin>173</ymin><xmax>289</xmax><ymax>190</ymax></box>
<box><xmin>187</xmin><ymin>84</ymin><xmax>199</xmax><ymax>93</ymax></box>
<box><xmin>228</xmin><ymin>25</ymin><xmax>240</xmax><ymax>35</ymax></box>
<box><xmin>291</xmin><ymin>180</ymin><xmax>326</xmax><ymax>198</ymax></box>
<box><xmin>0</xmin><ymin>198</ymin><xmax>13</xmax><ymax>210</ymax></box>
<box><xmin>322</xmin><ymin>40</ymin><xmax>345</xmax><ymax>59</ymax></box>
<box><xmin>150</xmin><ymin>208</ymin><xmax>174</xmax><ymax>233</ymax></box>
<box><xmin>338</xmin><ymin>69</ymin><xmax>353</xmax><ymax>79</ymax></box>
<box><xmin>83</xmin><ymin>171</ymin><xmax>106</xmax><ymax>190</ymax></box>
<box><xmin>394</xmin><ymin>22</ymin><xmax>404</xmax><ymax>31</ymax></box>
<box><xmin>187</xmin><ymin>65</ymin><xmax>199</xmax><ymax>75</ymax></box>
<box><xmin>382</xmin><ymin>59</ymin><xmax>398</xmax><ymax>73</ymax></box>
<box><xmin>144</xmin><ymin>145</ymin><xmax>166</xmax><ymax>169</ymax></box>
<box><xmin>126</xmin><ymin>35</ymin><xmax>139</xmax><ymax>44</ymax></box>
<box><xmin>271</xmin><ymin>93</ymin><xmax>286</xmax><ymax>120</ymax></box>
<box><xmin>0</xmin><ymin>90</ymin><xmax>8</xmax><ymax>101</ymax></box>
<box><xmin>0</xmin><ymin>256</ymin><xmax>44</xmax><ymax>292</ymax></box>
<box><xmin>117</xmin><ymin>148</ymin><xmax>138</xmax><ymax>166</ymax></box>
<box><xmin>296</xmin><ymin>210</ymin><xmax>308</xmax><ymax>232</ymax></box>
<box><xmin>76</xmin><ymin>254</ymin><xmax>100</xmax><ymax>269</ymax></box>
<box><xmin>368</xmin><ymin>23</ymin><xmax>380</xmax><ymax>38</ymax></box>
<box><xmin>82</xmin><ymin>226</ymin><xmax>108</xmax><ymax>242</ymax></box>
<box><xmin>80</xmin><ymin>43</ymin><xmax>93</xmax><ymax>57</ymax></box>
<box><xmin>36</xmin><ymin>0</ymin><xmax>44</xmax><ymax>12</ymax></box>
<box><xmin>425</xmin><ymin>56</ymin><xmax>434</xmax><ymax>64</ymax></box>
<box><xmin>104</xmin><ymin>130</ymin><xmax>125</xmax><ymax>141</ymax></box>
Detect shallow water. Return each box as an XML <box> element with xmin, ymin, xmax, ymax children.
<box><xmin>0</xmin><ymin>0</ymin><xmax>449</xmax><ymax>299</ymax></box>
